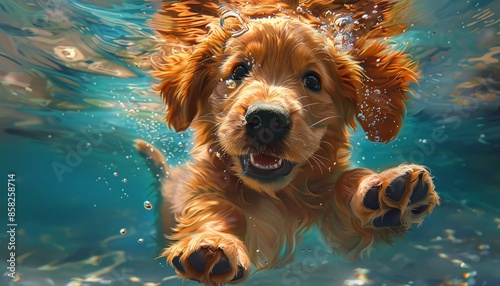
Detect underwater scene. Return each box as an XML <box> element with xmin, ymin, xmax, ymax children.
<box><xmin>0</xmin><ymin>0</ymin><xmax>499</xmax><ymax>285</ymax></box>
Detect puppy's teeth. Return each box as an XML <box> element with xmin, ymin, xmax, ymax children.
<box><xmin>248</xmin><ymin>154</ymin><xmax>283</xmax><ymax>170</ymax></box>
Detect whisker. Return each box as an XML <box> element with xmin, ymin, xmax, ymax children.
<box><xmin>192</xmin><ymin>118</ymin><xmax>219</xmax><ymax>125</ymax></box>
<box><xmin>310</xmin><ymin>153</ymin><xmax>328</xmax><ymax>173</ymax></box>
<box><xmin>306</xmin><ymin>152</ymin><xmax>323</xmax><ymax>174</ymax></box>
<box><xmin>309</xmin><ymin>115</ymin><xmax>340</xmax><ymax>128</ymax></box>
<box><xmin>310</xmin><ymin>152</ymin><xmax>331</xmax><ymax>164</ymax></box>
<box><xmin>319</xmin><ymin>140</ymin><xmax>337</xmax><ymax>152</ymax></box>
<box><xmin>285</xmin><ymin>140</ymin><xmax>315</xmax><ymax>169</ymax></box>
<box><xmin>301</xmin><ymin>102</ymin><xmax>323</xmax><ymax>109</ymax></box>
<box><xmin>296</xmin><ymin>95</ymin><xmax>311</xmax><ymax>101</ymax></box>
<box><xmin>289</xmin><ymin>182</ymin><xmax>302</xmax><ymax>194</ymax></box>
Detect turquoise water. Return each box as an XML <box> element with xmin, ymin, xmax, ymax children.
<box><xmin>0</xmin><ymin>0</ymin><xmax>499</xmax><ymax>285</ymax></box>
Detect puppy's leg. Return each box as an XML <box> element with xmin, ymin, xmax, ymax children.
<box><xmin>321</xmin><ymin>165</ymin><xmax>439</xmax><ymax>259</ymax></box>
<box><xmin>136</xmin><ymin>140</ymin><xmax>249</xmax><ymax>284</ymax></box>
<box><xmin>163</xmin><ymin>196</ymin><xmax>250</xmax><ymax>285</ymax></box>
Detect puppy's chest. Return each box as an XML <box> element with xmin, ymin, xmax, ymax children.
<box><xmin>244</xmin><ymin>198</ymin><xmax>287</xmax><ymax>230</ymax></box>
<box><xmin>240</xmin><ymin>197</ymin><xmax>300</xmax><ymax>262</ymax></box>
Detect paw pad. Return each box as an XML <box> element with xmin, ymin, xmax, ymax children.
<box><xmin>363</xmin><ymin>185</ymin><xmax>380</xmax><ymax>210</ymax></box>
<box><xmin>172</xmin><ymin>249</ymin><xmax>244</xmax><ymax>282</ymax></box>
<box><xmin>363</xmin><ymin>171</ymin><xmax>432</xmax><ymax>228</ymax></box>
<box><xmin>409</xmin><ymin>172</ymin><xmax>428</xmax><ymax>203</ymax></box>
<box><xmin>385</xmin><ymin>173</ymin><xmax>408</xmax><ymax>201</ymax></box>
<box><xmin>373</xmin><ymin>209</ymin><xmax>402</xmax><ymax>227</ymax></box>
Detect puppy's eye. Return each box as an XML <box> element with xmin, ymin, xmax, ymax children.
<box><xmin>303</xmin><ymin>73</ymin><xmax>321</xmax><ymax>91</ymax></box>
<box><xmin>231</xmin><ymin>64</ymin><xmax>249</xmax><ymax>81</ymax></box>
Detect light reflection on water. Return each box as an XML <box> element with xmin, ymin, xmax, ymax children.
<box><xmin>0</xmin><ymin>0</ymin><xmax>499</xmax><ymax>285</ymax></box>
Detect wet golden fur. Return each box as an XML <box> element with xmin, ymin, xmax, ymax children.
<box><xmin>140</xmin><ymin>1</ymin><xmax>439</xmax><ymax>285</ymax></box>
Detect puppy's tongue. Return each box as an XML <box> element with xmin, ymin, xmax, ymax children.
<box><xmin>250</xmin><ymin>153</ymin><xmax>283</xmax><ymax>170</ymax></box>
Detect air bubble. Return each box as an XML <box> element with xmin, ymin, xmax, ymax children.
<box><xmin>333</xmin><ymin>16</ymin><xmax>352</xmax><ymax>33</ymax></box>
<box><xmin>138</xmin><ymin>238</ymin><xmax>144</xmax><ymax>243</ymax></box>
<box><xmin>114</xmin><ymin>172</ymin><xmax>119</xmax><ymax>177</ymax></box>
<box><xmin>374</xmin><ymin>136</ymin><xmax>381</xmax><ymax>142</ymax></box>
<box><xmin>225</xmin><ymin>79</ymin><xmax>237</xmax><ymax>89</ymax></box>
<box><xmin>144</xmin><ymin>200</ymin><xmax>153</xmax><ymax>210</ymax></box>
<box><xmin>119</xmin><ymin>228</ymin><xmax>127</xmax><ymax>235</ymax></box>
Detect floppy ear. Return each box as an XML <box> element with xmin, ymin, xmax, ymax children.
<box><xmin>319</xmin><ymin>0</ymin><xmax>418</xmax><ymax>143</ymax></box>
<box><xmin>152</xmin><ymin>27</ymin><xmax>230</xmax><ymax>131</ymax></box>
<box><xmin>327</xmin><ymin>51</ymin><xmax>363</xmax><ymax>130</ymax></box>
<box><xmin>352</xmin><ymin>38</ymin><xmax>419</xmax><ymax>142</ymax></box>
<box><xmin>293</xmin><ymin>0</ymin><xmax>418</xmax><ymax>142</ymax></box>
<box><xmin>151</xmin><ymin>2</ymin><xmax>230</xmax><ymax>131</ymax></box>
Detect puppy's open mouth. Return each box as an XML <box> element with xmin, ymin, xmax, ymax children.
<box><xmin>240</xmin><ymin>153</ymin><xmax>295</xmax><ymax>180</ymax></box>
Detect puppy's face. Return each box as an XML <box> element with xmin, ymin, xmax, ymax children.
<box><xmin>212</xmin><ymin>19</ymin><xmax>360</xmax><ymax>193</ymax></box>
<box><xmin>155</xmin><ymin>3</ymin><xmax>417</xmax><ymax>195</ymax></box>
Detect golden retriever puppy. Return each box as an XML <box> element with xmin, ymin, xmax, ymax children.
<box><xmin>137</xmin><ymin>1</ymin><xmax>440</xmax><ymax>285</ymax></box>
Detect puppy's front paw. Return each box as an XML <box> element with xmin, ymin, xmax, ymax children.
<box><xmin>163</xmin><ymin>232</ymin><xmax>250</xmax><ymax>285</ymax></box>
<box><xmin>353</xmin><ymin>165</ymin><xmax>440</xmax><ymax>228</ymax></box>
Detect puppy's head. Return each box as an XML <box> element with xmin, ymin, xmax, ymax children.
<box><xmin>153</xmin><ymin>2</ymin><xmax>418</xmax><ymax>194</ymax></box>
<box><xmin>213</xmin><ymin>19</ymin><xmax>361</xmax><ymax>192</ymax></box>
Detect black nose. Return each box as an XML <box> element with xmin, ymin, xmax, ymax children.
<box><xmin>245</xmin><ymin>103</ymin><xmax>290</xmax><ymax>144</ymax></box>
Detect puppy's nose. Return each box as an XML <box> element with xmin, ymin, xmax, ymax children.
<box><xmin>245</xmin><ymin>103</ymin><xmax>290</xmax><ymax>144</ymax></box>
